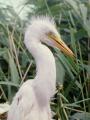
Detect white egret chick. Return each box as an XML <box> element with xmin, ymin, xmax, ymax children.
<box><xmin>7</xmin><ymin>16</ymin><xmax>74</xmax><ymax>120</ymax></box>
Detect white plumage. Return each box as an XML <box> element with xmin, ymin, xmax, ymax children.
<box><xmin>7</xmin><ymin>16</ymin><xmax>74</xmax><ymax>120</ymax></box>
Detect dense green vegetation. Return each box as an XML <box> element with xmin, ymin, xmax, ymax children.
<box><xmin>0</xmin><ymin>0</ymin><xmax>90</xmax><ymax>119</ymax></box>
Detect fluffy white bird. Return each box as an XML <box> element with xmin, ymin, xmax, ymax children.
<box><xmin>7</xmin><ymin>16</ymin><xmax>74</xmax><ymax>120</ymax></box>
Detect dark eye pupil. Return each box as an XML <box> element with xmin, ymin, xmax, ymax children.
<box><xmin>49</xmin><ymin>31</ymin><xmax>54</xmax><ymax>35</ymax></box>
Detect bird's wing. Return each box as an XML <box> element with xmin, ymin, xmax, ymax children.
<box><xmin>7</xmin><ymin>80</ymin><xmax>36</xmax><ymax>120</ymax></box>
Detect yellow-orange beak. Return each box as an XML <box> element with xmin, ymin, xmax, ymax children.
<box><xmin>48</xmin><ymin>34</ymin><xmax>74</xmax><ymax>58</ymax></box>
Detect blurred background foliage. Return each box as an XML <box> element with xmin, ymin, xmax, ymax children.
<box><xmin>0</xmin><ymin>0</ymin><xmax>90</xmax><ymax>119</ymax></box>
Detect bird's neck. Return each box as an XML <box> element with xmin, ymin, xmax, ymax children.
<box><xmin>28</xmin><ymin>42</ymin><xmax>56</xmax><ymax>105</ymax></box>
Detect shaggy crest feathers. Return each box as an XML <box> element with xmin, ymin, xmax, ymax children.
<box><xmin>30</xmin><ymin>15</ymin><xmax>55</xmax><ymax>26</ymax></box>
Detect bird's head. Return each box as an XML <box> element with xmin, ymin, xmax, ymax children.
<box><xmin>24</xmin><ymin>16</ymin><xmax>74</xmax><ymax>57</ymax></box>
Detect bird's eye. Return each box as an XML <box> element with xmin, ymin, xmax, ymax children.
<box><xmin>46</xmin><ymin>31</ymin><xmax>55</xmax><ymax>37</ymax></box>
<box><xmin>48</xmin><ymin>31</ymin><xmax>54</xmax><ymax>36</ymax></box>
